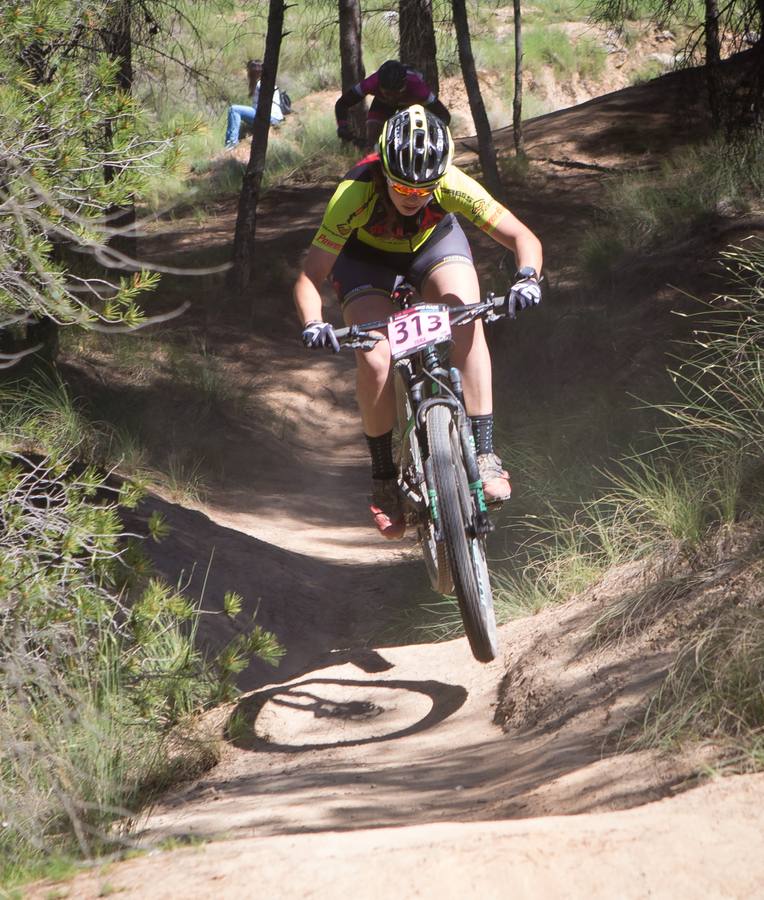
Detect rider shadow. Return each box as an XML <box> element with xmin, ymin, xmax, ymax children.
<box><xmin>270</xmin><ymin>690</ymin><xmax>385</xmax><ymax>721</ymax></box>
<box><xmin>227</xmin><ymin>677</ymin><xmax>468</xmax><ymax>753</ymax></box>
<box><xmin>320</xmin><ymin>648</ymin><xmax>396</xmax><ymax>674</ymax></box>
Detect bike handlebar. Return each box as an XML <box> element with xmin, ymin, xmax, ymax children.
<box><xmin>333</xmin><ymin>292</ymin><xmax>507</xmax><ymax>349</ymax></box>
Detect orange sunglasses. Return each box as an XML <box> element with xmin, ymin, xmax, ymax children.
<box><xmin>386</xmin><ymin>177</ymin><xmax>437</xmax><ymax>198</ymax></box>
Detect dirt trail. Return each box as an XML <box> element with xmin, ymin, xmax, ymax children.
<box><xmin>45</xmin><ymin>63</ymin><xmax>764</xmax><ymax>897</ymax></box>
<box><xmin>31</xmin><ymin>774</ymin><xmax>764</xmax><ymax>898</ymax></box>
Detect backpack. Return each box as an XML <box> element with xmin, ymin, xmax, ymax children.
<box><xmin>280</xmin><ymin>90</ymin><xmax>293</xmax><ymax>116</ymax></box>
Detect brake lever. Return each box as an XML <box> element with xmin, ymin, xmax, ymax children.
<box><xmin>340</xmin><ymin>337</ymin><xmax>382</xmax><ymax>351</ymax></box>
<box><xmin>484</xmin><ymin>291</ymin><xmax>508</xmax><ymax>324</ymax></box>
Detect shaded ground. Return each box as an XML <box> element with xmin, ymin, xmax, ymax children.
<box><xmin>30</xmin><ymin>773</ymin><xmax>764</xmax><ymax>900</ymax></box>
<box><xmin>45</xmin><ymin>59</ymin><xmax>764</xmax><ymax>897</ymax></box>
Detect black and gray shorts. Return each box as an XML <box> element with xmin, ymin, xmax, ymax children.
<box><xmin>331</xmin><ymin>214</ymin><xmax>473</xmax><ymax>307</ymax></box>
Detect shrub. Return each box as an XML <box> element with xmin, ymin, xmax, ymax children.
<box><xmin>0</xmin><ymin>450</ymin><xmax>283</xmax><ymax>882</ymax></box>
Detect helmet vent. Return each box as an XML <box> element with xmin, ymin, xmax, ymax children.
<box><xmin>380</xmin><ymin>104</ymin><xmax>453</xmax><ymax>187</ymax></box>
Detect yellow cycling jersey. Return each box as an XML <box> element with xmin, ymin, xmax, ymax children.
<box><xmin>311</xmin><ymin>155</ymin><xmax>508</xmax><ymax>256</ymax></box>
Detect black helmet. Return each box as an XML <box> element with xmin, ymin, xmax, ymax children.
<box><xmin>379</xmin><ymin>104</ymin><xmax>454</xmax><ymax>188</ymax></box>
<box><xmin>378</xmin><ymin>59</ymin><xmax>407</xmax><ymax>92</ymax></box>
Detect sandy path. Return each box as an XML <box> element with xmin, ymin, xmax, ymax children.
<box><xmin>30</xmin><ymin>619</ymin><xmax>764</xmax><ymax>897</ymax></box>
<box><xmin>31</xmin><ymin>770</ymin><xmax>764</xmax><ymax>899</ymax></box>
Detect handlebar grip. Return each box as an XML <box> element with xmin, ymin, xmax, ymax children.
<box><xmin>334</xmin><ymin>324</ymin><xmax>384</xmax><ymax>350</ymax></box>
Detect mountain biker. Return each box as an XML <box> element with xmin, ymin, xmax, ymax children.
<box><xmin>335</xmin><ymin>59</ymin><xmax>450</xmax><ymax>149</ymax></box>
<box><xmin>294</xmin><ymin>104</ymin><xmax>543</xmax><ymax>540</ymax></box>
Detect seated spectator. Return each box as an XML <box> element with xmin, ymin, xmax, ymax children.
<box><xmin>224</xmin><ymin>59</ymin><xmax>283</xmax><ymax>150</ymax></box>
<box><xmin>335</xmin><ymin>59</ymin><xmax>450</xmax><ymax>148</ymax></box>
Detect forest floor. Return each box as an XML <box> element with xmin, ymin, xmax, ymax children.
<box><xmin>30</xmin><ymin>61</ymin><xmax>764</xmax><ymax>898</ymax></box>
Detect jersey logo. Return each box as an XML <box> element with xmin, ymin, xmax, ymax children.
<box><xmin>316</xmin><ymin>233</ymin><xmax>342</xmax><ymax>252</ymax></box>
<box><xmin>471</xmin><ymin>198</ymin><xmax>488</xmax><ymax>219</ymax></box>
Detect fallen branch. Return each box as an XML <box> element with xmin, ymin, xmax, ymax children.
<box><xmin>530</xmin><ymin>156</ymin><xmax>620</xmax><ymax>173</ymax></box>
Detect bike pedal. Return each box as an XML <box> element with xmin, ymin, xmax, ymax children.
<box><xmin>469</xmin><ymin>522</ymin><xmax>495</xmax><ymax>538</ymax></box>
<box><xmin>400</xmin><ymin>486</ymin><xmax>426</xmax><ymax>511</ymax></box>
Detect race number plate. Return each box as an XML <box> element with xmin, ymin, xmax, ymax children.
<box><xmin>387</xmin><ymin>305</ymin><xmax>451</xmax><ymax>359</ymax></box>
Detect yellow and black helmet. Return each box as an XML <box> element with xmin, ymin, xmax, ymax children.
<box><xmin>379</xmin><ymin>105</ymin><xmax>454</xmax><ymax>189</ymax></box>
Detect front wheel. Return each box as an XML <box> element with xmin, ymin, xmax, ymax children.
<box><xmin>394</xmin><ymin>362</ymin><xmax>452</xmax><ymax>594</ymax></box>
<box><xmin>426</xmin><ymin>404</ymin><xmax>498</xmax><ymax>663</ymax></box>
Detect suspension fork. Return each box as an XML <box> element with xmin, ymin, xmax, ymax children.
<box><xmin>395</xmin><ymin>361</ymin><xmax>431</xmax><ymax>516</ymax></box>
<box><xmin>448</xmin><ymin>366</ymin><xmax>493</xmax><ymax>537</ymax></box>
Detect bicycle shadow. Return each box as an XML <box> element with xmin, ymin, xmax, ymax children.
<box><xmin>227</xmin><ymin>676</ymin><xmax>469</xmax><ymax>753</ymax></box>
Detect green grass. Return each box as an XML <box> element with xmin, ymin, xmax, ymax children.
<box><xmin>262</xmin><ymin>106</ymin><xmax>360</xmax><ymax>188</ymax></box>
<box><xmin>628</xmin><ymin>57</ymin><xmax>668</xmax><ymax>85</ymax></box>
<box><xmin>471</xmin><ymin>242</ymin><xmax>764</xmax><ymax>770</ymax></box>
<box><xmin>597</xmin><ymin>245</ymin><xmax>764</xmax><ymax>761</ymax></box>
<box><xmin>0</xmin><ymin>369</ymin><xmax>94</xmax><ymax>458</ymax></box>
<box><xmin>641</xmin><ymin>606</ymin><xmax>764</xmax><ymax>753</ymax></box>
<box><xmin>161</xmin><ymin>451</ymin><xmax>209</xmax><ymax>504</ymax></box>
<box><xmin>1</xmin><ymin>855</ymin><xmax>80</xmax><ymax>896</ymax></box>
<box><xmin>494</xmin><ymin>240</ymin><xmax>764</xmax><ymax>594</ymax></box>
<box><xmin>492</xmin><ymin>505</ymin><xmax>627</xmax><ymax>616</ymax></box>
<box><xmin>523</xmin><ymin>27</ymin><xmax>607</xmax><ymax>82</ymax></box>
<box><xmin>581</xmin><ymin>133</ymin><xmax>764</xmax><ymax>274</ymax></box>
<box><xmin>144</xmin><ymin>100</ymin><xmax>362</xmax><ymax>209</ymax></box>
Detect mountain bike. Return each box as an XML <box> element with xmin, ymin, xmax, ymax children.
<box><xmin>335</xmin><ymin>286</ymin><xmax>508</xmax><ymax>663</ymax></box>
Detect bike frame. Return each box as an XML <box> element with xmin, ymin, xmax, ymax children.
<box><xmin>395</xmin><ymin>330</ymin><xmax>492</xmax><ymax>540</ymax></box>
<box><xmin>336</xmin><ymin>289</ymin><xmax>503</xmax><ymax>537</ymax></box>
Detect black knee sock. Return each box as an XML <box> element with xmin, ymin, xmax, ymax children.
<box><xmin>365</xmin><ymin>430</ymin><xmax>396</xmax><ymax>480</ymax></box>
<box><xmin>471</xmin><ymin>414</ymin><xmax>494</xmax><ymax>456</ymax></box>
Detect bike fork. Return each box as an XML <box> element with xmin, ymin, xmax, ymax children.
<box><xmin>449</xmin><ymin>368</ymin><xmax>493</xmax><ymax>537</ymax></box>
<box><xmin>423</xmin><ymin>453</ymin><xmax>445</xmax><ymax>541</ymax></box>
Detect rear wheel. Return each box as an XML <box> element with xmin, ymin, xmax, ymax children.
<box><xmin>394</xmin><ymin>363</ymin><xmax>452</xmax><ymax>594</ymax></box>
<box><xmin>426</xmin><ymin>404</ymin><xmax>498</xmax><ymax>663</ymax></box>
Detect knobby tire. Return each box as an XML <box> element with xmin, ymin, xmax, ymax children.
<box><xmin>426</xmin><ymin>404</ymin><xmax>498</xmax><ymax>663</ymax></box>
<box><xmin>394</xmin><ymin>363</ymin><xmax>453</xmax><ymax>594</ymax></box>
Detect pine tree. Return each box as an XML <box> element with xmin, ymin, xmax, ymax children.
<box><xmin>0</xmin><ymin>0</ymin><xmax>180</xmax><ymax>365</ymax></box>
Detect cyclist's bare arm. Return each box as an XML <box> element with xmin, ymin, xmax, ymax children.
<box><xmin>294</xmin><ymin>246</ymin><xmax>337</xmax><ymax>325</ymax></box>
<box><xmin>489</xmin><ymin>211</ymin><xmax>543</xmax><ymax>276</ymax></box>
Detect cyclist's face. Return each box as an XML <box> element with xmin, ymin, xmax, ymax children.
<box><xmin>386</xmin><ymin>179</ymin><xmax>435</xmax><ymax>215</ymax></box>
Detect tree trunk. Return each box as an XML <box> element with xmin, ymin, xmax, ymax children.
<box><xmin>513</xmin><ymin>0</ymin><xmax>525</xmax><ymax>157</ymax></box>
<box><xmin>704</xmin><ymin>0</ymin><xmax>723</xmax><ymax>129</ymax></box>
<box><xmin>451</xmin><ymin>0</ymin><xmax>502</xmax><ymax>197</ymax></box>
<box><xmin>232</xmin><ymin>0</ymin><xmax>285</xmax><ymax>291</ymax></box>
<box><xmin>102</xmin><ymin>0</ymin><xmax>134</xmax><ymax>91</ymax></box>
<box><xmin>754</xmin><ymin>1</ymin><xmax>764</xmax><ymax>126</ymax></box>
<box><xmin>399</xmin><ymin>0</ymin><xmax>439</xmax><ymax>93</ymax></box>
<box><xmin>102</xmin><ymin>0</ymin><xmax>136</xmax><ymax>255</ymax></box>
<box><xmin>338</xmin><ymin>0</ymin><xmax>366</xmax><ymax>142</ymax></box>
